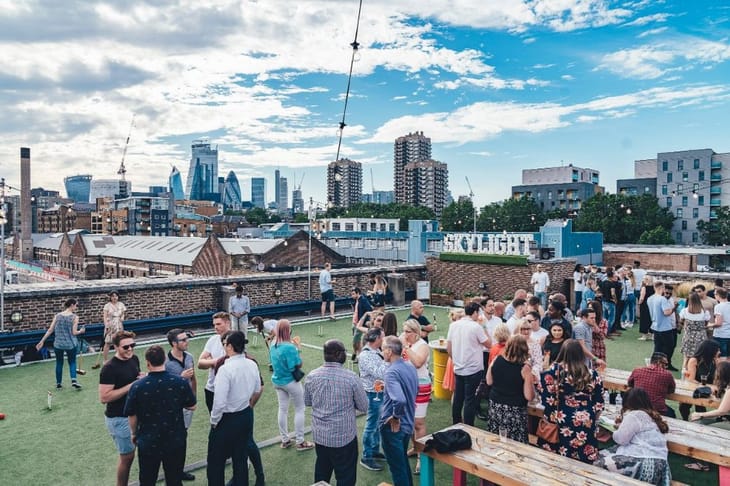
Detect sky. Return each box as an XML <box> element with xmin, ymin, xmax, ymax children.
<box><xmin>1</xmin><ymin>0</ymin><xmax>730</xmax><ymax>208</ymax></box>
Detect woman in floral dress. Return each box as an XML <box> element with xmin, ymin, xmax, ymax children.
<box><xmin>539</xmin><ymin>339</ymin><xmax>604</xmax><ymax>463</ymax></box>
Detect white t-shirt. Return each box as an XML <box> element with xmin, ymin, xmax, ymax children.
<box><xmin>531</xmin><ymin>327</ymin><xmax>549</xmax><ymax>344</ymax></box>
<box><xmin>447</xmin><ymin>317</ymin><xmax>488</xmax><ymax>376</ymax></box>
<box><xmin>531</xmin><ymin>271</ymin><xmax>550</xmax><ymax>293</ymax></box>
<box><xmin>573</xmin><ymin>271</ymin><xmax>585</xmax><ymax>292</ymax></box>
<box><xmin>679</xmin><ymin>308</ymin><xmax>710</xmax><ymax>323</ymax></box>
<box><xmin>632</xmin><ymin>269</ymin><xmax>646</xmax><ymax>290</ymax></box>
<box><xmin>505</xmin><ymin>316</ymin><xmax>520</xmax><ymax>335</ymax></box>
<box><xmin>203</xmin><ymin>334</ymin><xmax>226</xmax><ymax>392</ymax></box>
<box><xmin>714</xmin><ymin>301</ymin><xmax>730</xmax><ymax>339</ymax></box>
<box><xmin>263</xmin><ymin>319</ymin><xmax>278</xmax><ymax>334</ymax></box>
<box><xmin>483</xmin><ymin>316</ymin><xmax>503</xmax><ymax>344</ymax></box>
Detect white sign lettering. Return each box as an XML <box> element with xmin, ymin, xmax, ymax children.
<box><xmin>442</xmin><ymin>232</ymin><xmax>534</xmax><ymax>256</ymax></box>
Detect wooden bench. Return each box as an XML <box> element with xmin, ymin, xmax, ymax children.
<box><xmin>416</xmin><ymin>424</ymin><xmax>647</xmax><ymax>486</ymax></box>
<box><xmin>602</xmin><ymin>367</ymin><xmax>719</xmax><ymax>408</ymax></box>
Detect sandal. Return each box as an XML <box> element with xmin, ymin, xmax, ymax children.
<box><xmin>296</xmin><ymin>440</ymin><xmax>315</xmax><ymax>451</ymax></box>
<box><xmin>684</xmin><ymin>462</ymin><xmax>709</xmax><ymax>471</ymax></box>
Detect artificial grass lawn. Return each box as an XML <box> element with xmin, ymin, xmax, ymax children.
<box><xmin>0</xmin><ymin>307</ymin><xmax>717</xmax><ymax>485</ymax></box>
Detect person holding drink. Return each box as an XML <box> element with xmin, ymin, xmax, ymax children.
<box><xmin>358</xmin><ymin>328</ymin><xmax>389</xmax><ymax>471</ymax></box>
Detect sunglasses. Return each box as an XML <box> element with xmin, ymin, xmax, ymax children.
<box><xmin>520</xmin><ymin>327</ymin><xmax>531</xmax><ymax>331</ymax></box>
<box><xmin>121</xmin><ymin>343</ymin><xmax>137</xmax><ymax>350</ymax></box>
<box><xmin>525</xmin><ymin>319</ymin><xmax>535</xmax><ymax>323</ymax></box>
<box><xmin>176</xmin><ymin>337</ymin><xmax>189</xmax><ymax>343</ymax></box>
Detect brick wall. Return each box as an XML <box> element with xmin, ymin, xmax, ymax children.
<box><xmin>425</xmin><ymin>257</ymin><xmax>577</xmax><ymax>302</ymax></box>
<box><xmin>603</xmin><ymin>251</ymin><xmax>694</xmax><ymax>272</ymax></box>
<box><xmin>3</xmin><ymin>265</ymin><xmax>426</xmax><ymax>332</ymax></box>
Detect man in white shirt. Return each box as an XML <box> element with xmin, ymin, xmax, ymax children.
<box><xmin>712</xmin><ymin>288</ymin><xmax>730</xmax><ymax>358</ymax></box>
<box><xmin>531</xmin><ymin>264</ymin><xmax>550</xmax><ymax>309</ymax></box>
<box><xmin>447</xmin><ymin>302</ymin><xmax>490</xmax><ymax>426</ymax></box>
<box><xmin>505</xmin><ymin>298</ymin><xmax>527</xmax><ymax>334</ymax></box>
<box><xmin>197</xmin><ymin>312</ymin><xmax>231</xmax><ymax>413</ymax></box>
<box><xmin>482</xmin><ymin>299</ymin><xmax>503</xmax><ymax>344</ymax></box>
<box><xmin>207</xmin><ymin>331</ymin><xmax>262</xmax><ymax>486</ymax></box>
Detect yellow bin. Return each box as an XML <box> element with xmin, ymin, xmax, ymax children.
<box><xmin>430</xmin><ymin>344</ymin><xmax>452</xmax><ymax>400</ymax></box>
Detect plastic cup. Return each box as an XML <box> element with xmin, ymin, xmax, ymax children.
<box><xmin>644</xmin><ymin>358</ymin><xmax>650</xmax><ymax>367</ymax></box>
<box><xmin>499</xmin><ymin>427</ymin><xmax>508</xmax><ymax>442</ymax></box>
<box><xmin>701</xmin><ymin>374</ymin><xmax>709</xmax><ymax>385</ymax></box>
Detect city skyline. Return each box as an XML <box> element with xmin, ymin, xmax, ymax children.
<box><xmin>1</xmin><ymin>1</ymin><xmax>730</xmax><ymax>207</ymax></box>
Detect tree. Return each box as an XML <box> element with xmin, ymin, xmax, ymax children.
<box><xmin>638</xmin><ymin>226</ymin><xmax>675</xmax><ymax>245</ymax></box>
<box><xmin>573</xmin><ymin>193</ymin><xmax>674</xmax><ymax>244</ymax></box>
<box><xmin>697</xmin><ymin>206</ymin><xmax>730</xmax><ymax>245</ymax></box>
<box><xmin>474</xmin><ymin>197</ymin><xmax>545</xmax><ymax>232</ymax></box>
<box><xmin>244</xmin><ymin>207</ymin><xmax>281</xmax><ymax>226</ymax></box>
<box><xmin>440</xmin><ymin>199</ymin><xmax>475</xmax><ymax>231</ymax></box>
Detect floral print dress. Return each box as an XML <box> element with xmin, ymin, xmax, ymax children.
<box><xmin>538</xmin><ymin>363</ymin><xmax>604</xmax><ymax>463</ymax></box>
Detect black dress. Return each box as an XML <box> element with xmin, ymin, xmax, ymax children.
<box><xmin>639</xmin><ymin>285</ymin><xmax>654</xmax><ymax>334</ymax></box>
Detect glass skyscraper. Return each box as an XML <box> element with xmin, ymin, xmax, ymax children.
<box><xmin>169</xmin><ymin>166</ymin><xmax>185</xmax><ymax>200</ymax></box>
<box><xmin>64</xmin><ymin>174</ymin><xmax>92</xmax><ymax>203</ymax></box>
<box><xmin>251</xmin><ymin>177</ymin><xmax>266</xmax><ymax>208</ymax></box>
<box><xmin>222</xmin><ymin>171</ymin><xmax>242</xmax><ymax>210</ymax></box>
<box><xmin>185</xmin><ymin>139</ymin><xmax>218</xmax><ymax>200</ymax></box>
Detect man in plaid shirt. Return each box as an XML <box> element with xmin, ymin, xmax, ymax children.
<box><xmin>627</xmin><ymin>352</ymin><xmax>676</xmax><ymax>417</ymax></box>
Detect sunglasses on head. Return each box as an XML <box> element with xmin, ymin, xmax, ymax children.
<box><xmin>121</xmin><ymin>343</ymin><xmax>137</xmax><ymax>350</ymax></box>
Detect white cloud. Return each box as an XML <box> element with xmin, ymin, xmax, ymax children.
<box><xmin>597</xmin><ymin>38</ymin><xmax>730</xmax><ymax>79</ymax></box>
<box><xmin>638</xmin><ymin>26</ymin><xmax>668</xmax><ymax>38</ymax></box>
<box><xmin>561</xmin><ymin>74</ymin><xmax>575</xmax><ymax>80</ymax></box>
<box><xmin>623</xmin><ymin>12</ymin><xmax>673</xmax><ymax>27</ymax></box>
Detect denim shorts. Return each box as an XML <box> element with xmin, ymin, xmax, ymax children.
<box><xmin>105</xmin><ymin>416</ymin><xmax>135</xmax><ymax>455</ymax></box>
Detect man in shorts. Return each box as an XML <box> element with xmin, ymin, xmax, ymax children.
<box><xmin>99</xmin><ymin>330</ymin><xmax>141</xmax><ymax>486</ymax></box>
<box><xmin>320</xmin><ymin>262</ymin><xmax>336</xmax><ymax>320</ymax></box>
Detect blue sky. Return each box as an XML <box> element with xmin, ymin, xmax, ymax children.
<box><xmin>1</xmin><ymin>1</ymin><xmax>730</xmax><ymax>208</ymax></box>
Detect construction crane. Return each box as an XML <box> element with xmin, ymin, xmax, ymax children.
<box><xmin>118</xmin><ymin>115</ymin><xmax>135</xmax><ymax>180</ymax></box>
<box><xmin>297</xmin><ymin>172</ymin><xmax>305</xmax><ymax>190</ymax></box>
<box><xmin>465</xmin><ymin>176</ymin><xmax>477</xmax><ymax>234</ymax></box>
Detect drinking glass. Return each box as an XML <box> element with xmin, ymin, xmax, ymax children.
<box><xmin>701</xmin><ymin>374</ymin><xmax>709</xmax><ymax>385</ymax></box>
<box><xmin>499</xmin><ymin>427</ymin><xmax>508</xmax><ymax>442</ymax></box>
<box><xmin>373</xmin><ymin>380</ymin><xmax>384</xmax><ymax>401</ymax></box>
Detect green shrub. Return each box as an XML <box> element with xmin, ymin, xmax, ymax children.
<box><xmin>439</xmin><ymin>252</ymin><xmax>528</xmax><ymax>266</ymax></box>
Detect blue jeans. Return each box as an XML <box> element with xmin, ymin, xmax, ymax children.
<box><xmin>535</xmin><ymin>291</ymin><xmax>547</xmax><ymax>310</ymax></box>
<box><xmin>362</xmin><ymin>391</ymin><xmax>382</xmax><ymax>459</ymax></box>
<box><xmin>574</xmin><ymin>291</ymin><xmax>582</xmax><ymax>313</ymax></box>
<box><xmin>54</xmin><ymin>347</ymin><xmax>77</xmax><ymax>385</ymax></box>
<box><xmin>380</xmin><ymin>425</ymin><xmax>412</xmax><ymax>486</ymax></box>
<box><xmin>602</xmin><ymin>302</ymin><xmax>615</xmax><ymax>332</ymax></box>
<box><xmin>715</xmin><ymin>337</ymin><xmax>730</xmax><ymax>357</ymax></box>
<box><xmin>621</xmin><ymin>293</ymin><xmax>636</xmax><ymax>323</ymax></box>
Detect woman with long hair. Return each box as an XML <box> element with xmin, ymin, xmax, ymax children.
<box><xmin>589</xmin><ymin>300</ymin><xmax>609</xmax><ymax>364</ymax></box>
<box><xmin>96</xmin><ymin>291</ymin><xmax>127</xmax><ymax>367</ymax></box>
<box><xmin>538</xmin><ymin>339</ymin><xmax>604</xmax><ymax>463</ymax></box>
<box><xmin>594</xmin><ymin>388</ymin><xmax>671</xmax><ymax>486</ymax></box>
<box><xmin>680</xmin><ymin>292</ymin><xmax>711</xmax><ymax>369</ymax></box>
<box><xmin>691</xmin><ymin>361</ymin><xmax>730</xmax><ymax>429</ymax></box>
<box><xmin>638</xmin><ymin>275</ymin><xmax>655</xmax><ymax>341</ymax></box>
<box><xmin>679</xmin><ymin>339</ymin><xmax>721</xmax><ymax>421</ymax></box>
<box><xmin>573</xmin><ymin>264</ymin><xmax>586</xmax><ymax>313</ymax></box>
<box><xmin>542</xmin><ymin>322</ymin><xmax>566</xmax><ymax>367</ymax></box>
<box><xmin>486</xmin><ymin>334</ymin><xmax>534</xmax><ymax>443</ymax></box>
<box><xmin>401</xmin><ymin>319</ymin><xmax>431</xmax><ymax>474</ymax></box>
<box><xmin>515</xmin><ymin>318</ymin><xmax>543</xmax><ymax>379</ymax></box>
<box><xmin>36</xmin><ymin>298</ymin><xmax>85</xmax><ymax>389</ymax></box>
<box><xmin>381</xmin><ymin>312</ymin><xmax>399</xmax><ymax>337</ymax></box>
<box><xmin>269</xmin><ymin>319</ymin><xmax>314</xmax><ymax>451</ymax></box>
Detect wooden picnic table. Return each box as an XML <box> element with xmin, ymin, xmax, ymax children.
<box><xmin>415</xmin><ymin>423</ymin><xmax>647</xmax><ymax>486</ymax></box>
<box><xmin>602</xmin><ymin>367</ymin><xmax>719</xmax><ymax>408</ymax></box>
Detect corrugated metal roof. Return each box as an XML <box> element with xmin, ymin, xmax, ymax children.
<box><xmin>80</xmin><ymin>235</ymin><xmax>134</xmax><ymax>255</ymax></box>
<box><xmin>219</xmin><ymin>238</ymin><xmax>283</xmax><ymax>255</ymax></box>
<box><xmin>34</xmin><ymin>234</ymin><xmax>64</xmax><ymax>250</ymax></box>
<box><xmin>101</xmin><ymin>236</ymin><xmax>207</xmax><ymax>266</ymax></box>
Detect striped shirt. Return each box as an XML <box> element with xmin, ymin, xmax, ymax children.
<box><xmin>304</xmin><ymin>362</ymin><xmax>368</xmax><ymax>448</ymax></box>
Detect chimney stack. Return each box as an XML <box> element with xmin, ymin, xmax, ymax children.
<box><xmin>20</xmin><ymin>147</ymin><xmax>33</xmax><ymax>261</ymax></box>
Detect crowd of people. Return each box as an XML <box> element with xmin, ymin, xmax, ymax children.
<box><xmin>30</xmin><ymin>263</ymin><xmax>730</xmax><ymax>486</ymax></box>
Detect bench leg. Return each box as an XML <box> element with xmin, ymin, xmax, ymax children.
<box><xmin>453</xmin><ymin>467</ymin><xmax>467</xmax><ymax>486</ymax></box>
<box><xmin>419</xmin><ymin>453</ymin><xmax>434</xmax><ymax>486</ymax></box>
<box><xmin>720</xmin><ymin>465</ymin><xmax>730</xmax><ymax>486</ymax></box>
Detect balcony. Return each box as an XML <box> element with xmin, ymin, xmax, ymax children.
<box><xmin>711</xmin><ymin>161</ymin><xmax>722</xmax><ymax>169</ymax></box>
<box><xmin>711</xmin><ymin>211</ymin><xmax>718</xmax><ymax>219</ymax></box>
<box><xmin>711</xmin><ymin>173</ymin><xmax>722</xmax><ymax>181</ymax></box>
<box><xmin>711</xmin><ymin>187</ymin><xmax>722</xmax><ymax>195</ymax></box>
<box><xmin>711</xmin><ymin>198</ymin><xmax>722</xmax><ymax>206</ymax></box>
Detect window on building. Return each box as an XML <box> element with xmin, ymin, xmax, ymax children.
<box><xmin>332</xmin><ymin>222</ymin><xmax>341</xmax><ymax>231</ymax></box>
<box><xmin>661</xmin><ymin>185</ymin><xmax>668</xmax><ymax>195</ymax></box>
<box><xmin>667</xmin><ymin>173</ymin><xmax>673</xmax><ymax>183</ymax></box>
<box><xmin>676</xmin><ymin>233</ymin><xmax>683</xmax><ymax>243</ymax></box>
<box><xmin>389</xmin><ymin>223</ymin><xmax>395</xmax><ymax>231</ymax></box>
<box><xmin>682</xmin><ymin>220</ymin><xmax>688</xmax><ymax>230</ymax></box>
<box><xmin>370</xmin><ymin>223</ymin><xmax>377</xmax><ymax>231</ymax></box>
<box><xmin>683</xmin><ymin>172</ymin><xmax>689</xmax><ymax>182</ymax></box>
<box><xmin>379</xmin><ymin>223</ymin><xmax>386</xmax><ymax>231</ymax></box>
<box><xmin>694</xmin><ymin>183</ymin><xmax>700</xmax><ymax>192</ymax></box>
<box><xmin>682</xmin><ymin>196</ymin><xmax>688</xmax><ymax>207</ymax></box>
<box><xmin>677</xmin><ymin>184</ymin><xmax>683</xmax><ymax>193</ymax></box>
<box><xmin>678</xmin><ymin>160</ymin><xmax>684</xmax><ymax>170</ymax></box>
<box><xmin>547</xmin><ymin>191</ymin><xmax>552</xmax><ymax>200</ymax></box>
<box><xmin>662</xmin><ymin>160</ymin><xmax>668</xmax><ymax>171</ymax></box>
<box><xmin>694</xmin><ymin>159</ymin><xmax>700</xmax><ymax>169</ymax></box>
<box><xmin>666</xmin><ymin>197</ymin><xmax>672</xmax><ymax>207</ymax></box>
<box><xmin>693</xmin><ymin>208</ymin><xmax>699</xmax><ymax>218</ymax></box>
<box><xmin>692</xmin><ymin>232</ymin><xmax>699</xmax><ymax>242</ymax></box>
<box><xmin>536</xmin><ymin>191</ymin><xmax>541</xmax><ymax>199</ymax></box>
<box><xmin>345</xmin><ymin>223</ymin><xmax>354</xmax><ymax>231</ymax></box>
<box><xmin>360</xmin><ymin>223</ymin><xmax>367</xmax><ymax>231</ymax></box>
<box><xmin>677</xmin><ymin>208</ymin><xmax>683</xmax><ymax>218</ymax></box>
<box><xmin>644</xmin><ymin>186</ymin><xmax>651</xmax><ymax>193</ymax></box>
<box><xmin>699</xmin><ymin>196</ymin><xmax>705</xmax><ymax>206</ymax></box>
<box><xmin>699</xmin><ymin>170</ymin><xmax>705</xmax><ymax>181</ymax></box>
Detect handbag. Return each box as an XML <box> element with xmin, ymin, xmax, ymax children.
<box><xmin>536</xmin><ymin>370</ymin><xmax>561</xmax><ymax>444</ymax></box>
<box><xmin>693</xmin><ymin>386</ymin><xmax>712</xmax><ymax>399</ymax></box>
<box><xmin>292</xmin><ymin>366</ymin><xmax>305</xmax><ymax>382</ymax></box>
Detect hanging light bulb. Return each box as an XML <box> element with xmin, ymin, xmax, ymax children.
<box><xmin>351</xmin><ymin>41</ymin><xmax>361</xmax><ymax>62</ymax></box>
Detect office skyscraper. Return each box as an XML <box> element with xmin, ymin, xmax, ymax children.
<box><xmin>168</xmin><ymin>166</ymin><xmax>185</xmax><ymax>200</ymax></box>
<box><xmin>251</xmin><ymin>177</ymin><xmax>266</xmax><ymax>208</ymax></box>
<box><xmin>222</xmin><ymin>171</ymin><xmax>243</xmax><ymax>210</ymax></box>
<box><xmin>64</xmin><ymin>174</ymin><xmax>92</xmax><ymax>203</ymax></box>
<box><xmin>394</xmin><ymin>131</ymin><xmax>431</xmax><ymax>204</ymax></box>
<box><xmin>327</xmin><ymin>158</ymin><xmax>362</xmax><ymax>208</ymax></box>
<box><xmin>185</xmin><ymin>138</ymin><xmax>218</xmax><ymax>200</ymax></box>
<box><xmin>292</xmin><ymin>187</ymin><xmax>304</xmax><ymax>214</ymax></box>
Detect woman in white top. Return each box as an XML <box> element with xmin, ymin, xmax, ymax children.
<box><xmin>515</xmin><ymin>317</ymin><xmax>543</xmax><ymax>378</ymax></box>
<box><xmin>401</xmin><ymin>319</ymin><xmax>431</xmax><ymax>474</ymax></box>
<box><xmin>594</xmin><ymin>387</ymin><xmax>671</xmax><ymax>486</ymax></box>
<box><xmin>573</xmin><ymin>264</ymin><xmax>586</xmax><ymax>313</ymax></box>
